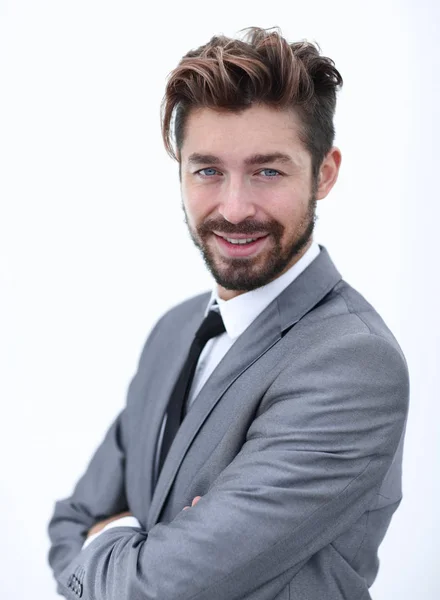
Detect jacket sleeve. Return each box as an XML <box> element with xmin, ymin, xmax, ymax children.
<box><xmin>47</xmin><ymin>407</ymin><xmax>131</xmax><ymax>579</ymax></box>
<box><xmin>47</xmin><ymin>314</ymin><xmax>165</xmax><ymax>583</ymax></box>
<box><xmin>54</xmin><ymin>332</ymin><xmax>410</xmax><ymax>600</ymax></box>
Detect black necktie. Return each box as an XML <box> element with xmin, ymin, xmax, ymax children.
<box><xmin>158</xmin><ymin>308</ymin><xmax>226</xmax><ymax>476</ymax></box>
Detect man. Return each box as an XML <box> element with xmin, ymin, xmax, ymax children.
<box><xmin>48</xmin><ymin>26</ymin><xmax>409</xmax><ymax>600</ymax></box>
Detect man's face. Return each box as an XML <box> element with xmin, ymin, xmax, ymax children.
<box><xmin>179</xmin><ymin>104</ymin><xmax>320</xmax><ymax>299</ymax></box>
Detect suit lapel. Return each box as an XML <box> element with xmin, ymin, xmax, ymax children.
<box><xmin>142</xmin><ymin>298</ymin><xmax>210</xmax><ymax>503</ymax></box>
<box><xmin>147</xmin><ymin>299</ymin><xmax>282</xmax><ymax>528</ymax></box>
<box><xmin>147</xmin><ymin>245</ymin><xmax>342</xmax><ymax>528</ymax></box>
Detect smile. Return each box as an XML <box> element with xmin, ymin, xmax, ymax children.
<box><xmin>223</xmin><ymin>237</ymin><xmax>260</xmax><ymax>245</ymax></box>
<box><xmin>213</xmin><ymin>233</ymin><xmax>270</xmax><ymax>258</ymax></box>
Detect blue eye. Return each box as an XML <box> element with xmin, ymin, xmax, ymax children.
<box><xmin>260</xmin><ymin>169</ymin><xmax>280</xmax><ymax>177</ymax></box>
<box><xmin>197</xmin><ymin>168</ymin><xmax>219</xmax><ymax>177</ymax></box>
<box><xmin>195</xmin><ymin>167</ymin><xmax>281</xmax><ymax>178</ymax></box>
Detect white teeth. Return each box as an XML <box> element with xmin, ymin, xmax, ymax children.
<box><xmin>224</xmin><ymin>237</ymin><xmax>258</xmax><ymax>245</ymax></box>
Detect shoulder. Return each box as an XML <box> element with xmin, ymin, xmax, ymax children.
<box><xmin>266</xmin><ymin>283</ymin><xmax>410</xmax><ymax>456</ymax></box>
<box><xmin>135</xmin><ymin>290</ymin><xmax>211</xmax><ymax>362</ymax></box>
<box><xmin>274</xmin><ymin>276</ymin><xmax>410</xmax><ymax>404</ymax></box>
<box><xmin>300</xmin><ymin>278</ymin><xmax>407</xmax><ymax>361</ymax></box>
<box><xmin>153</xmin><ymin>290</ymin><xmax>212</xmax><ymax>333</ymax></box>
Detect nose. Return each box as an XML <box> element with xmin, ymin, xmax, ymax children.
<box><xmin>218</xmin><ymin>178</ymin><xmax>257</xmax><ymax>224</ymax></box>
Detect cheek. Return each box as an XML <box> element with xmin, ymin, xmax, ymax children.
<box><xmin>260</xmin><ymin>192</ymin><xmax>310</xmax><ymax>241</ymax></box>
<box><xmin>184</xmin><ymin>188</ymin><xmax>218</xmax><ymax>223</ymax></box>
<box><xmin>262</xmin><ymin>192</ymin><xmax>302</xmax><ymax>225</ymax></box>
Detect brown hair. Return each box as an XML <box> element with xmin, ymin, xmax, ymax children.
<box><xmin>160</xmin><ymin>26</ymin><xmax>343</xmax><ymax>183</ymax></box>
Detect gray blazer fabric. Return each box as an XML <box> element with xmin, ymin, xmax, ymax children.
<box><xmin>47</xmin><ymin>245</ymin><xmax>410</xmax><ymax>600</ymax></box>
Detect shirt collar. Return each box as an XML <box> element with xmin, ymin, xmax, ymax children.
<box><xmin>204</xmin><ymin>240</ymin><xmax>321</xmax><ymax>339</ymax></box>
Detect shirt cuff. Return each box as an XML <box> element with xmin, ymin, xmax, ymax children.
<box><xmin>82</xmin><ymin>516</ymin><xmax>142</xmax><ymax>550</ymax></box>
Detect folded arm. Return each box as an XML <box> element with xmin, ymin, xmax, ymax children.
<box><xmin>47</xmin><ymin>407</ymin><xmax>130</xmax><ymax>577</ymax></box>
<box><xmin>54</xmin><ymin>332</ymin><xmax>409</xmax><ymax>600</ymax></box>
<box><xmin>47</xmin><ymin>314</ymin><xmax>167</xmax><ymax>580</ymax></box>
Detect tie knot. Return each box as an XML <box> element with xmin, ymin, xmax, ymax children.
<box><xmin>195</xmin><ymin>309</ymin><xmax>226</xmax><ymax>344</ymax></box>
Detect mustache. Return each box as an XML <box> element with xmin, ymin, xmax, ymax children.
<box><xmin>197</xmin><ymin>219</ymin><xmax>283</xmax><ymax>237</ymax></box>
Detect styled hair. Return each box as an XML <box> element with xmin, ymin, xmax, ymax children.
<box><xmin>160</xmin><ymin>26</ymin><xmax>343</xmax><ymax>182</ymax></box>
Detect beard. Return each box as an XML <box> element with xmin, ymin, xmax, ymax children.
<box><xmin>182</xmin><ymin>190</ymin><xmax>318</xmax><ymax>292</ymax></box>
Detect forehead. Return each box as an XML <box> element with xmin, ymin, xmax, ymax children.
<box><xmin>180</xmin><ymin>104</ymin><xmax>309</xmax><ymax>169</ymax></box>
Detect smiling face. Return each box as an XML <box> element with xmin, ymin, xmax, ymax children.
<box><xmin>179</xmin><ymin>103</ymin><xmax>341</xmax><ymax>300</ymax></box>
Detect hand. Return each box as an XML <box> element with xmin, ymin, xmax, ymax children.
<box><xmin>86</xmin><ymin>511</ymin><xmax>133</xmax><ymax>539</ymax></box>
<box><xmin>183</xmin><ymin>496</ymin><xmax>202</xmax><ymax>511</ymax></box>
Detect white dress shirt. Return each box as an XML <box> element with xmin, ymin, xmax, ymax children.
<box><xmin>83</xmin><ymin>240</ymin><xmax>321</xmax><ymax>550</ymax></box>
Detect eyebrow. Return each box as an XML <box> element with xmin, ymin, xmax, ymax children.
<box><xmin>187</xmin><ymin>152</ymin><xmax>295</xmax><ymax>167</ymax></box>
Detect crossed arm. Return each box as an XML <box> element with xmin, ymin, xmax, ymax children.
<box><xmin>48</xmin><ymin>333</ymin><xmax>409</xmax><ymax>600</ymax></box>
<box><xmin>84</xmin><ymin>495</ymin><xmax>201</xmax><ymax>546</ymax></box>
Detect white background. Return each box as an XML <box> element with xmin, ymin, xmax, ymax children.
<box><xmin>0</xmin><ymin>1</ymin><xmax>439</xmax><ymax>598</ymax></box>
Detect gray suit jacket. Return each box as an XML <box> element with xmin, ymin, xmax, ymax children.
<box><xmin>47</xmin><ymin>245</ymin><xmax>410</xmax><ymax>600</ymax></box>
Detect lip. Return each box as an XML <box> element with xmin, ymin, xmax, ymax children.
<box><xmin>213</xmin><ymin>233</ymin><xmax>270</xmax><ymax>258</ymax></box>
<box><xmin>212</xmin><ymin>231</ymin><xmax>268</xmax><ymax>240</ymax></box>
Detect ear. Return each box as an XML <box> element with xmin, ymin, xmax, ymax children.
<box><xmin>316</xmin><ymin>147</ymin><xmax>342</xmax><ymax>200</ymax></box>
